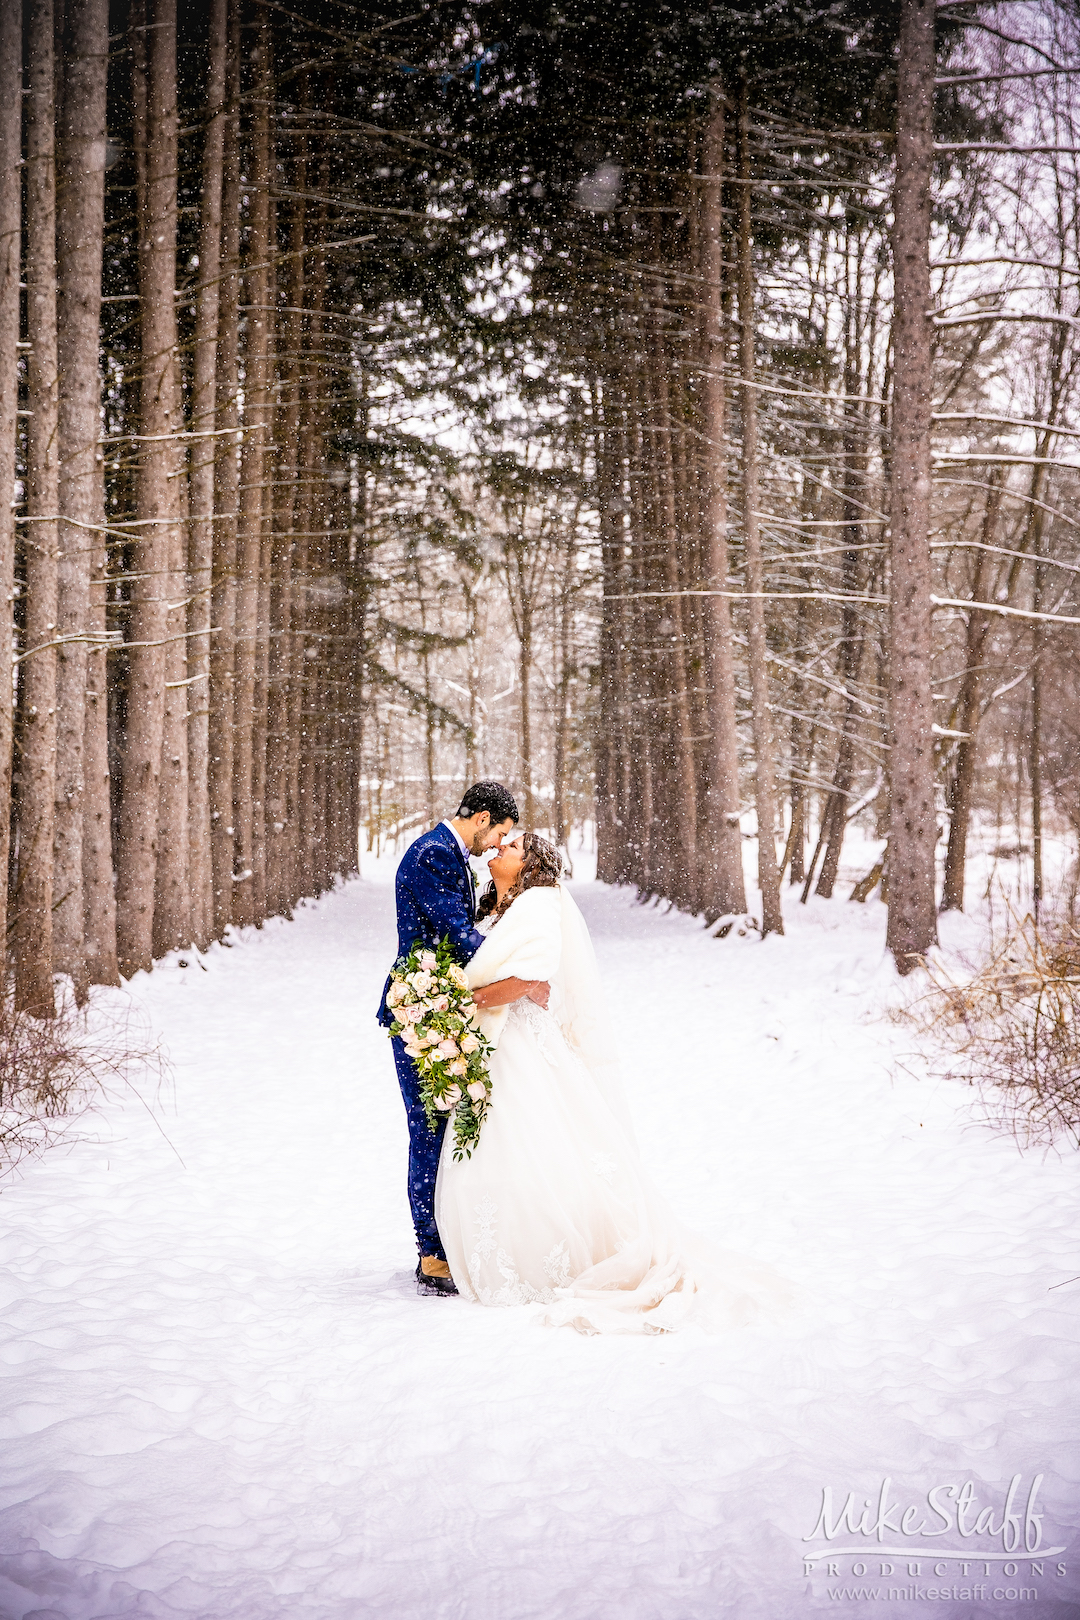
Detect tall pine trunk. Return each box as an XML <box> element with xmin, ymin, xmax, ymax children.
<box><xmin>0</xmin><ymin>0</ymin><xmax>20</xmax><ymax>974</ymax></box>
<box><xmin>287</xmin><ymin>182</ymin><xmax>327</xmax><ymax>906</ymax></box>
<box><xmin>80</xmin><ymin>0</ymin><xmax>118</xmax><ymax>990</ymax></box>
<box><xmin>250</xmin><ymin>168</ymin><xmax>277</xmax><ymax>925</ymax></box>
<box><xmin>115</xmin><ymin>0</ymin><xmax>179</xmax><ymax>976</ymax></box>
<box><xmin>886</xmin><ymin>0</ymin><xmax>938</xmax><ymax>971</ymax></box>
<box><xmin>816</xmin><ymin>230</ymin><xmax>870</xmax><ymax>902</ymax></box>
<box><xmin>698</xmin><ymin>86</ymin><xmax>746</xmax><ymax>921</ymax></box>
<box><xmin>595</xmin><ymin>366</ymin><xmax>625</xmax><ymax>884</ymax></box>
<box><xmin>150</xmin><ymin>0</ymin><xmax>190</xmax><ymax>959</ymax></box>
<box><xmin>651</xmin><ymin>317</ymin><xmax>698</xmax><ymax>910</ymax></box>
<box><xmin>940</xmin><ymin>472</ymin><xmax>1002</xmax><ymax>910</ymax></box>
<box><xmin>231</xmin><ymin>24</ymin><xmax>272</xmax><ymax>928</ymax></box>
<box><xmin>736</xmin><ymin>83</ymin><xmax>783</xmax><ymax>936</ymax></box>
<box><xmin>15</xmin><ymin>0</ymin><xmax>60</xmax><ymax>1015</ymax></box>
<box><xmin>186</xmin><ymin>0</ymin><xmax>228</xmax><ymax>949</ymax></box>
<box><xmin>208</xmin><ymin>0</ymin><xmax>241</xmax><ymax>937</ymax></box>
<box><xmin>265</xmin><ymin>113</ymin><xmax>306</xmax><ymax>916</ymax></box>
<box><xmin>54</xmin><ymin>0</ymin><xmax>110</xmax><ymax>1001</ymax></box>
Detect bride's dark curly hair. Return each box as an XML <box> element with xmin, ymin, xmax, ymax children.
<box><xmin>477</xmin><ymin>831</ymin><xmax>562</xmax><ymax>925</ymax></box>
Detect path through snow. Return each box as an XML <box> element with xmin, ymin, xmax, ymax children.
<box><xmin>0</xmin><ymin>863</ymin><xmax>1077</xmax><ymax>1619</ymax></box>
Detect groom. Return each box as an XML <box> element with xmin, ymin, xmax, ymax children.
<box><xmin>378</xmin><ymin>781</ymin><xmax>519</xmax><ymax>1296</ymax></box>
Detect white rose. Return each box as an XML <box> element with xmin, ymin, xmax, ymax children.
<box><xmin>467</xmin><ymin>1080</ymin><xmax>487</xmax><ymax>1102</ymax></box>
<box><xmin>460</xmin><ymin>1032</ymin><xmax>480</xmax><ymax>1054</ymax></box>
<box><xmin>448</xmin><ymin>964</ymin><xmax>469</xmax><ymax>990</ymax></box>
<box><xmin>408</xmin><ymin>970</ymin><xmax>433</xmax><ymax>994</ymax></box>
<box><xmin>448</xmin><ymin>1057</ymin><xmax>468</xmax><ymax>1077</ymax></box>
<box><xmin>387</xmin><ymin>980</ymin><xmax>406</xmax><ymax>1006</ymax></box>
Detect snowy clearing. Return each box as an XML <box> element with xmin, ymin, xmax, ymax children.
<box><xmin>0</xmin><ymin>849</ymin><xmax>1078</xmax><ymax>1620</ymax></box>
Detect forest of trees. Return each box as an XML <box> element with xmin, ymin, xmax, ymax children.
<box><xmin>1</xmin><ymin>0</ymin><xmax>1077</xmax><ymax>1015</ymax></box>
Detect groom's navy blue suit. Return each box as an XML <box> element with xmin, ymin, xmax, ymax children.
<box><xmin>378</xmin><ymin>823</ymin><xmax>485</xmax><ymax>1262</ymax></box>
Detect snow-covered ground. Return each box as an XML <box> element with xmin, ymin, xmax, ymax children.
<box><xmin>0</xmin><ymin>837</ymin><xmax>1078</xmax><ymax>1620</ymax></box>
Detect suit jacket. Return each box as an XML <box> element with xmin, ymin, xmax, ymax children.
<box><xmin>377</xmin><ymin>822</ymin><xmax>485</xmax><ymax>1026</ymax></box>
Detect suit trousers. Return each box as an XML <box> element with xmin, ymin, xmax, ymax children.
<box><xmin>391</xmin><ymin>1034</ymin><xmax>448</xmax><ymax>1261</ymax></box>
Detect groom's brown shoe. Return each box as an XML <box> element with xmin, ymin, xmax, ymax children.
<box><xmin>416</xmin><ymin>1257</ymin><xmax>458</xmax><ymax>1297</ymax></box>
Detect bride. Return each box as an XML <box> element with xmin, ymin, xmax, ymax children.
<box><xmin>434</xmin><ymin>832</ymin><xmax>780</xmax><ymax>1335</ymax></box>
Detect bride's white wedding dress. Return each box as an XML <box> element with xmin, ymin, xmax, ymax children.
<box><xmin>434</xmin><ymin>884</ymin><xmax>785</xmax><ymax>1335</ymax></box>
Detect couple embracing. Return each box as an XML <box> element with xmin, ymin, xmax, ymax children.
<box><xmin>377</xmin><ymin>781</ymin><xmax>777</xmax><ymax>1335</ymax></box>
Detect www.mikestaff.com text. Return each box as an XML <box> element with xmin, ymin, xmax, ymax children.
<box><xmin>820</xmin><ymin>1583</ymin><xmax>1037</xmax><ymax>1602</ymax></box>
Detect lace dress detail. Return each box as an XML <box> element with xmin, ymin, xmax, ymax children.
<box><xmin>591</xmin><ymin>1152</ymin><xmax>617</xmax><ymax>1184</ymax></box>
<box><xmin>466</xmin><ymin>1194</ymin><xmax>554</xmax><ymax>1305</ymax></box>
<box><xmin>508</xmin><ymin>997</ymin><xmax>563</xmax><ymax>1065</ymax></box>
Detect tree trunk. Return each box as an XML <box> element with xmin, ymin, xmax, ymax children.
<box><xmin>292</xmin><ymin>183</ymin><xmax>329</xmax><ymax>906</ymax></box>
<box><xmin>940</xmin><ymin>472</ymin><xmax>1002</xmax><ymax>911</ymax></box>
<box><xmin>519</xmin><ymin>592</ymin><xmax>534</xmax><ymax>829</ymax></box>
<box><xmin>15</xmin><ymin>0</ymin><xmax>60</xmax><ymax>1016</ymax></box>
<box><xmin>186</xmin><ymin>0</ymin><xmax>228</xmax><ymax>949</ymax></box>
<box><xmin>147</xmin><ymin>0</ymin><xmax>188</xmax><ymax>960</ymax></box>
<box><xmin>886</xmin><ymin>0</ymin><xmax>938</xmax><ymax>972</ymax></box>
<box><xmin>231</xmin><ymin>22</ymin><xmax>272</xmax><ymax>929</ymax></box>
<box><xmin>595</xmin><ymin>369</ymin><xmax>624</xmax><ymax>884</ymax></box>
<box><xmin>250</xmin><ymin>172</ymin><xmax>276</xmax><ymax>924</ymax></box>
<box><xmin>698</xmin><ymin>85</ymin><xmax>746</xmax><ymax>921</ymax></box>
<box><xmin>80</xmin><ymin>0</ymin><xmax>117</xmax><ymax>989</ymax></box>
<box><xmin>816</xmin><ymin>226</ymin><xmax>870</xmax><ymax>903</ymax></box>
<box><xmin>208</xmin><ymin>0</ymin><xmax>240</xmax><ymax>938</ymax></box>
<box><xmin>285</xmin><ymin>186</ymin><xmax>326</xmax><ymax>907</ymax></box>
<box><xmin>53</xmin><ymin>0</ymin><xmax>109</xmax><ymax>1001</ymax></box>
<box><xmin>0</xmin><ymin>0</ymin><xmax>20</xmax><ymax>978</ymax></box>
<box><xmin>652</xmin><ymin>317</ymin><xmax>698</xmax><ymax>910</ymax></box>
<box><xmin>115</xmin><ymin>0</ymin><xmax>179</xmax><ymax>977</ymax></box>
<box><xmin>1031</xmin><ymin>550</ymin><xmax>1043</xmax><ymax>918</ymax></box>
<box><xmin>736</xmin><ymin>82</ymin><xmax>783</xmax><ymax>936</ymax></box>
<box><xmin>552</xmin><ymin>518</ymin><xmax>575</xmax><ymax>852</ymax></box>
<box><xmin>265</xmin><ymin>103</ymin><xmax>306</xmax><ymax>917</ymax></box>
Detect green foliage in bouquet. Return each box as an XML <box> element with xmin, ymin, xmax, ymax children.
<box><xmin>386</xmin><ymin>936</ymin><xmax>495</xmax><ymax>1160</ymax></box>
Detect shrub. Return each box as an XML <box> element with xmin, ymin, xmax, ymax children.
<box><xmin>906</xmin><ymin>914</ymin><xmax>1080</xmax><ymax>1149</ymax></box>
<box><xmin>0</xmin><ymin>985</ymin><xmax>166</xmax><ymax>1174</ymax></box>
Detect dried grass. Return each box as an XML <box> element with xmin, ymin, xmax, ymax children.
<box><xmin>0</xmin><ymin>983</ymin><xmax>168</xmax><ymax>1175</ymax></box>
<box><xmin>905</xmin><ymin>912</ymin><xmax>1080</xmax><ymax>1149</ymax></box>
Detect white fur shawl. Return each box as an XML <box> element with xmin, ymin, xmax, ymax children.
<box><xmin>465</xmin><ymin>886</ymin><xmax>562</xmax><ymax>1047</ymax></box>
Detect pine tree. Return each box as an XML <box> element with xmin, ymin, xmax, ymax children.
<box><xmin>54</xmin><ymin>0</ymin><xmax>111</xmax><ymax>1000</ymax></box>
<box><xmin>886</xmin><ymin>0</ymin><xmax>939</xmax><ymax>971</ymax></box>
<box><xmin>16</xmin><ymin>0</ymin><xmax>61</xmax><ymax>1016</ymax></box>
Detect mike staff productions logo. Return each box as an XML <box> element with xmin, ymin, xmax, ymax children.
<box><xmin>800</xmin><ymin>1474</ymin><xmax>1070</xmax><ymax>1604</ymax></box>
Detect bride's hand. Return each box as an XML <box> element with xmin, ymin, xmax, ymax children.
<box><xmin>472</xmin><ymin>976</ymin><xmax>547</xmax><ymax>1011</ymax></box>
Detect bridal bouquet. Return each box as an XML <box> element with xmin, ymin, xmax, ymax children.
<box><xmin>386</xmin><ymin>938</ymin><xmax>495</xmax><ymax>1160</ymax></box>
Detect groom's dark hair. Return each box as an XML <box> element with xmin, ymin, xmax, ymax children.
<box><xmin>456</xmin><ymin>780</ymin><xmax>519</xmax><ymax>825</ymax></box>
